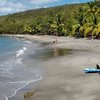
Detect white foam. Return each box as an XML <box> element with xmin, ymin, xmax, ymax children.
<box><xmin>23</xmin><ymin>47</ymin><xmax>27</xmax><ymax>51</ymax></box>
<box><xmin>24</xmin><ymin>40</ymin><xmax>32</xmax><ymax>45</ymax></box>
<box><xmin>0</xmin><ymin>57</ymin><xmax>42</xmax><ymax>100</ymax></box>
<box><xmin>0</xmin><ymin>94</ymin><xmax>8</xmax><ymax>100</ymax></box>
<box><xmin>8</xmin><ymin>76</ymin><xmax>42</xmax><ymax>99</ymax></box>
<box><xmin>16</xmin><ymin>47</ymin><xmax>27</xmax><ymax>58</ymax></box>
<box><xmin>0</xmin><ymin>38</ymin><xmax>42</xmax><ymax>100</ymax></box>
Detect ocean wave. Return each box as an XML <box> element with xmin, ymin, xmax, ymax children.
<box><xmin>0</xmin><ymin>58</ymin><xmax>23</xmax><ymax>81</ymax></box>
<box><xmin>16</xmin><ymin>47</ymin><xmax>27</xmax><ymax>58</ymax></box>
<box><xmin>0</xmin><ymin>57</ymin><xmax>42</xmax><ymax>100</ymax></box>
<box><xmin>0</xmin><ymin>37</ymin><xmax>42</xmax><ymax>100</ymax></box>
<box><xmin>24</xmin><ymin>40</ymin><xmax>32</xmax><ymax>45</ymax></box>
<box><xmin>0</xmin><ymin>94</ymin><xmax>8</xmax><ymax>100</ymax></box>
<box><xmin>0</xmin><ymin>75</ymin><xmax>42</xmax><ymax>100</ymax></box>
<box><xmin>8</xmin><ymin>76</ymin><xmax>42</xmax><ymax>99</ymax></box>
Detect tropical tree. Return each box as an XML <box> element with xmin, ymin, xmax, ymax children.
<box><xmin>72</xmin><ymin>7</ymin><xmax>85</xmax><ymax>37</ymax></box>
<box><xmin>48</xmin><ymin>20</ymin><xmax>58</xmax><ymax>35</ymax></box>
<box><xmin>92</xmin><ymin>22</ymin><xmax>100</xmax><ymax>38</ymax></box>
<box><xmin>23</xmin><ymin>24</ymin><xmax>33</xmax><ymax>34</ymax></box>
<box><xmin>48</xmin><ymin>14</ymin><xmax>67</xmax><ymax>36</ymax></box>
<box><xmin>72</xmin><ymin>0</ymin><xmax>100</xmax><ymax>38</ymax></box>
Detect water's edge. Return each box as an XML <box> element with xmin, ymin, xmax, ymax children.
<box><xmin>8</xmin><ymin>37</ymin><xmax>43</xmax><ymax>100</ymax></box>
<box><xmin>8</xmin><ymin>76</ymin><xmax>42</xmax><ymax>100</ymax></box>
<box><xmin>0</xmin><ymin>36</ymin><xmax>43</xmax><ymax>100</ymax></box>
<box><xmin>1</xmin><ymin>36</ymin><xmax>71</xmax><ymax>100</ymax></box>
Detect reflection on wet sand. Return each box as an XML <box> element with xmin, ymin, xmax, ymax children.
<box><xmin>53</xmin><ymin>47</ymin><xmax>70</xmax><ymax>57</ymax></box>
<box><xmin>29</xmin><ymin>47</ymin><xmax>71</xmax><ymax>60</ymax></box>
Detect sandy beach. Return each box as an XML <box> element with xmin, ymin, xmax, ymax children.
<box><xmin>7</xmin><ymin>35</ymin><xmax>100</xmax><ymax>100</ymax></box>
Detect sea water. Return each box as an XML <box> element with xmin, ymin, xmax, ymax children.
<box><xmin>0</xmin><ymin>36</ymin><xmax>42</xmax><ymax>100</ymax></box>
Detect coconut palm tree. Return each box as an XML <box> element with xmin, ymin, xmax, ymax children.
<box><xmin>72</xmin><ymin>7</ymin><xmax>85</xmax><ymax>37</ymax></box>
<box><xmin>23</xmin><ymin>24</ymin><xmax>33</xmax><ymax>34</ymax></box>
<box><xmin>92</xmin><ymin>22</ymin><xmax>100</xmax><ymax>38</ymax></box>
<box><xmin>72</xmin><ymin>0</ymin><xmax>100</xmax><ymax>38</ymax></box>
<box><xmin>48</xmin><ymin>14</ymin><xmax>66</xmax><ymax>36</ymax></box>
<box><xmin>56</xmin><ymin>14</ymin><xmax>66</xmax><ymax>36</ymax></box>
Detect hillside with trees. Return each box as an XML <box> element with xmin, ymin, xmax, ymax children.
<box><xmin>0</xmin><ymin>0</ymin><xmax>100</xmax><ymax>38</ymax></box>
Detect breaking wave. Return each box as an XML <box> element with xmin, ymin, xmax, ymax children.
<box><xmin>16</xmin><ymin>47</ymin><xmax>27</xmax><ymax>58</ymax></box>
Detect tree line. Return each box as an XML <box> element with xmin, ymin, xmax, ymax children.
<box><xmin>0</xmin><ymin>0</ymin><xmax>100</xmax><ymax>38</ymax></box>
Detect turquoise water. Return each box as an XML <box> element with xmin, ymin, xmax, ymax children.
<box><xmin>0</xmin><ymin>36</ymin><xmax>42</xmax><ymax>100</ymax></box>
<box><xmin>0</xmin><ymin>36</ymin><xmax>22</xmax><ymax>60</ymax></box>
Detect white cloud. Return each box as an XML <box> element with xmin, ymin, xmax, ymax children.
<box><xmin>0</xmin><ymin>0</ymin><xmax>5</xmax><ymax>5</ymax></box>
<box><xmin>0</xmin><ymin>7</ymin><xmax>12</xmax><ymax>12</ymax></box>
<box><xmin>71</xmin><ymin>0</ymin><xmax>80</xmax><ymax>4</ymax></box>
<box><xmin>0</xmin><ymin>0</ymin><xmax>59</xmax><ymax>15</ymax></box>
<box><xmin>30</xmin><ymin>0</ymin><xmax>59</xmax><ymax>4</ymax></box>
<box><xmin>0</xmin><ymin>0</ymin><xmax>29</xmax><ymax>14</ymax></box>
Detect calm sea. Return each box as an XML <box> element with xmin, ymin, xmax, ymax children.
<box><xmin>0</xmin><ymin>36</ymin><xmax>42</xmax><ymax>100</ymax></box>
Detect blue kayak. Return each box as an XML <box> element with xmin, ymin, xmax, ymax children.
<box><xmin>84</xmin><ymin>68</ymin><xmax>100</xmax><ymax>73</ymax></box>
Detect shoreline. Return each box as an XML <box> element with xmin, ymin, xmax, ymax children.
<box><xmin>2</xmin><ymin>34</ymin><xmax>59</xmax><ymax>43</ymax></box>
<box><xmin>8</xmin><ymin>76</ymin><xmax>42</xmax><ymax>100</ymax></box>
<box><xmin>2</xmin><ymin>34</ymin><xmax>100</xmax><ymax>100</ymax></box>
<box><xmin>5</xmin><ymin>34</ymin><xmax>100</xmax><ymax>52</ymax></box>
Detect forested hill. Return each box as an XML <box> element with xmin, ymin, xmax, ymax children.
<box><xmin>0</xmin><ymin>1</ymin><xmax>100</xmax><ymax>39</ymax></box>
<box><xmin>0</xmin><ymin>3</ymin><xmax>85</xmax><ymax>34</ymax></box>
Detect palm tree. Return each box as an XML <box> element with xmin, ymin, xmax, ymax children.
<box><xmin>48</xmin><ymin>14</ymin><xmax>66</xmax><ymax>36</ymax></box>
<box><xmin>92</xmin><ymin>22</ymin><xmax>100</xmax><ymax>38</ymax></box>
<box><xmin>72</xmin><ymin>0</ymin><xmax>100</xmax><ymax>38</ymax></box>
<box><xmin>49</xmin><ymin>20</ymin><xmax>58</xmax><ymax>35</ymax></box>
<box><xmin>56</xmin><ymin>14</ymin><xmax>66</xmax><ymax>36</ymax></box>
<box><xmin>23</xmin><ymin>24</ymin><xmax>33</xmax><ymax>34</ymax></box>
<box><xmin>86</xmin><ymin>1</ymin><xmax>97</xmax><ymax>13</ymax></box>
<box><xmin>72</xmin><ymin>7</ymin><xmax>85</xmax><ymax>37</ymax></box>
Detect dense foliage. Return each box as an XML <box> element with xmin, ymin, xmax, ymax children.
<box><xmin>0</xmin><ymin>3</ymin><xmax>84</xmax><ymax>35</ymax></box>
<box><xmin>0</xmin><ymin>0</ymin><xmax>100</xmax><ymax>38</ymax></box>
<box><xmin>73</xmin><ymin>0</ymin><xmax>100</xmax><ymax>38</ymax></box>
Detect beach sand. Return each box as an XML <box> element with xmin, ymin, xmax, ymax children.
<box><xmin>8</xmin><ymin>35</ymin><xmax>100</xmax><ymax>100</ymax></box>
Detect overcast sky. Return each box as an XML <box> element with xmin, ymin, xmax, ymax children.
<box><xmin>0</xmin><ymin>0</ymin><xmax>93</xmax><ymax>15</ymax></box>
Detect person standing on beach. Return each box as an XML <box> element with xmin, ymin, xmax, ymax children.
<box><xmin>96</xmin><ymin>64</ymin><xmax>100</xmax><ymax>69</ymax></box>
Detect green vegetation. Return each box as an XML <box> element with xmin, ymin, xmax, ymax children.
<box><xmin>0</xmin><ymin>0</ymin><xmax>100</xmax><ymax>38</ymax></box>
<box><xmin>73</xmin><ymin>0</ymin><xmax>100</xmax><ymax>38</ymax></box>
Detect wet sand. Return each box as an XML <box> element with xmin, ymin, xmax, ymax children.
<box><xmin>8</xmin><ymin>35</ymin><xmax>100</xmax><ymax>100</ymax></box>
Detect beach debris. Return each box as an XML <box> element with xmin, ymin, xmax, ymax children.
<box><xmin>24</xmin><ymin>91</ymin><xmax>34</xmax><ymax>99</ymax></box>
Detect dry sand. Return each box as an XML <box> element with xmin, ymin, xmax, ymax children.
<box><xmin>7</xmin><ymin>35</ymin><xmax>100</xmax><ymax>100</ymax></box>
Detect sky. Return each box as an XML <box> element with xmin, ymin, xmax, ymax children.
<box><xmin>0</xmin><ymin>0</ymin><xmax>93</xmax><ymax>15</ymax></box>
